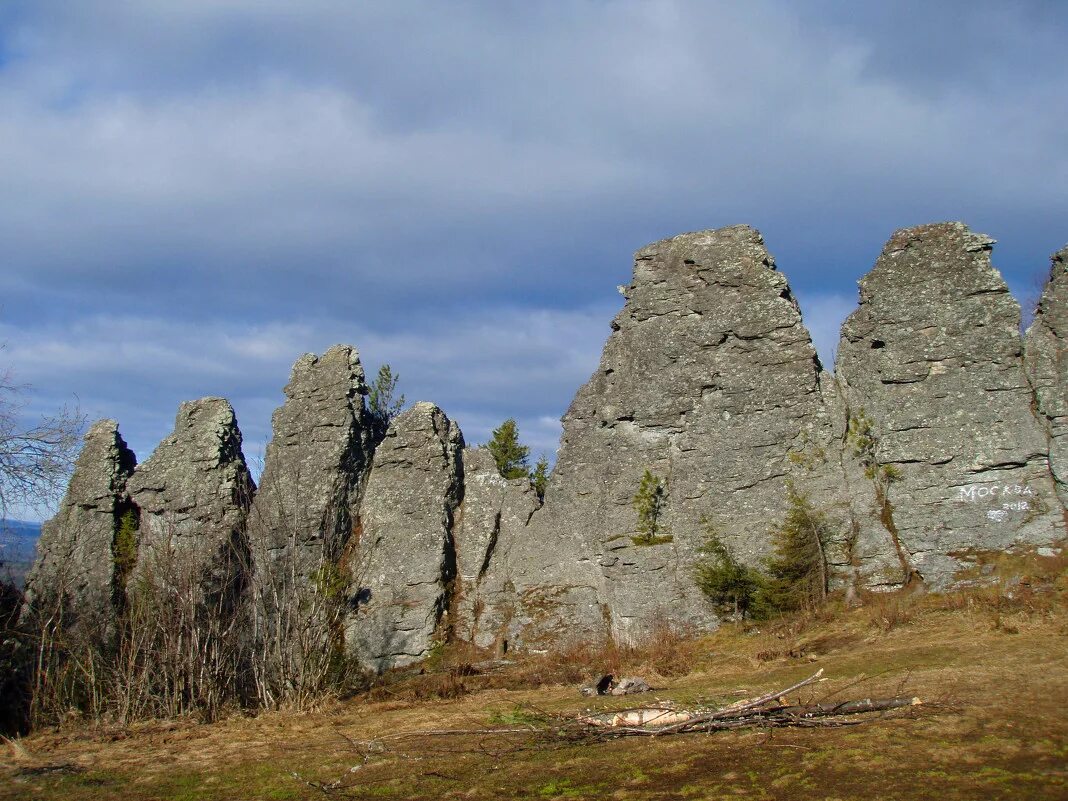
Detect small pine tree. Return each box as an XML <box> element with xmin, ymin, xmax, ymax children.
<box><xmin>632</xmin><ymin>469</ymin><xmax>667</xmax><ymax>544</ymax></box>
<box><xmin>694</xmin><ymin>519</ymin><xmax>764</xmax><ymax>619</ymax></box>
<box><xmin>530</xmin><ymin>454</ymin><xmax>549</xmax><ymax>500</ymax></box>
<box><xmin>368</xmin><ymin>364</ymin><xmax>405</xmax><ymax>442</ymax></box>
<box><xmin>487</xmin><ymin>419</ymin><xmax>530</xmax><ymax>479</ymax></box>
<box><xmin>113</xmin><ymin>508</ymin><xmax>139</xmax><ymax>589</ymax></box>
<box><xmin>761</xmin><ymin>484</ymin><xmax>831</xmax><ymax>614</ymax></box>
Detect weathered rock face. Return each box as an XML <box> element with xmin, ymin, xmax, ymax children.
<box><xmin>492</xmin><ymin>225</ymin><xmax>868</xmax><ymax>646</ymax></box>
<box><xmin>836</xmin><ymin>223</ymin><xmax>1065</xmax><ymax>588</ymax></box>
<box><xmin>1025</xmin><ymin>246</ymin><xmax>1068</xmax><ymax>507</ymax></box>
<box><xmin>452</xmin><ymin>447</ymin><xmax>540</xmax><ymax>651</ymax></box>
<box><xmin>345</xmin><ymin>402</ymin><xmax>463</xmax><ymax>671</ymax></box>
<box><xmin>247</xmin><ymin>346</ymin><xmax>372</xmax><ymax>615</ymax></box>
<box><xmin>245</xmin><ymin>346</ymin><xmax>373</xmax><ymax>697</ymax></box>
<box><xmin>127</xmin><ymin>398</ymin><xmax>254</xmax><ymax>602</ymax></box>
<box><xmin>22</xmin><ymin>420</ymin><xmax>136</xmax><ymax>636</ymax></box>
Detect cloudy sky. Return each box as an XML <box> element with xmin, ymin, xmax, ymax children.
<box><xmin>2</xmin><ymin>1</ymin><xmax>1066</xmax><ymax>519</ymax></box>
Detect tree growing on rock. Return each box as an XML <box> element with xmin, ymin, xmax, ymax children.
<box><xmin>761</xmin><ymin>483</ymin><xmax>832</xmax><ymax>613</ymax></box>
<box><xmin>367</xmin><ymin>364</ymin><xmax>405</xmax><ymax>443</ymax></box>
<box><xmin>530</xmin><ymin>454</ymin><xmax>549</xmax><ymax>501</ymax></box>
<box><xmin>695</xmin><ymin>519</ymin><xmax>764</xmax><ymax>619</ymax></box>
<box><xmin>486</xmin><ymin>419</ymin><xmax>530</xmax><ymax>479</ymax></box>
<box><xmin>632</xmin><ymin>469</ymin><xmax>671</xmax><ymax>545</ymax></box>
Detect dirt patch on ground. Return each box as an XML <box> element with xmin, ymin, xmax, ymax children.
<box><xmin>3</xmin><ymin>574</ymin><xmax>1067</xmax><ymax>800</ymax></box>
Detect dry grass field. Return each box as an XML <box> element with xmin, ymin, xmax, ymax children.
<box><xmin>3</xmin><ymin>551</ymin><xmax>1067</xmax><ymax>801</ymax></box>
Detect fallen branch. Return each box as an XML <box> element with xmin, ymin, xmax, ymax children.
<box><xmin>575</xmin><ymin>667</ymin><xmax>920</xmax><ymax>737</ymax></box>
<box><xmin>649</xmin><ymin>668</ymin><xmax>827</xmax><ymax>735</ymax></box>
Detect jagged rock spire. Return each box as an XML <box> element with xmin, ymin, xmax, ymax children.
<box><xmin>836</xmin><ymin>223</ymin><xmax>1064</xmax><ymax>587</ymax></box>
<box><xmin>127</xmin><ymin>397</ymin><xmax>254</xmax><ymax>601</ymax></box>
<box><xmin>248</xmin><ymin>345</ymin><xmax>372</xmax><ymax>573</ymax></box>
<box><xmin>22</xmin><ymin>420</ymin><xmax>136</xmax><ymax>637</ymax></box>
<box><xmin>245</xmin><ymin>345</ymin><xmax>374</xmax><ymax>700</ymax></box>
<box><xmin>345</xmin><ymin>402</ymin><xmax>463</xmax><ymax>672</ymax></box>
<box><xmin>489</xmin><ymin>225</ymin><xmax>849</xmax><ymax>646</ymax></box>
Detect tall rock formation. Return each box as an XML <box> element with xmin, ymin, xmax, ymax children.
<box><xmin>486</xmin><ymin>225</ymin><xmax>869</xmax><ymax>646</ymax></box>
<box><xmin>127</xmin><ymin>398</ymin><xmax>254</xmax><ymax>603</ymax></box>
<box><xmin>345</xmin><ymin>402</ymin><xmax>463</xmax><ymax>671</ymax></box>
<box><xmin>22</xmin><ymin>420</ymin><xmax>136</xmax><ymax>637</ymax></box>
<box><xmin>1025</xmin><ymin>246</ymin><xmax>1068</xmax><ymax>507</ymax></box>
<box><xmin>21</xmin><ymin>222</ymin><xmax>1067</xmax><ymax>681</ymax></box>
<box><xmin>246</xmin><ymin>346</ymin><xmax>373</xmax><ymax>695</ymax></box>
<box><xmin>835</xmin><ymin>223</ymin><xmax>1065</xmax><ymax>588</ymax></box>
<box><xmin>453</xmin><ymin>447</ymin><xmax>540</xmax><ymax>651</ymax></box>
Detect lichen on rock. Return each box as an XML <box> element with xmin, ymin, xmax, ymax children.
<box><xmin>836</xmin><ymin>223</ymin><xmax>1064</xmax><ymax>587</ymax></box>
<box><xmin>345</xmin><ymin>402</ymin><xmax>463</xmax><ymax>672</ymax></box>
<box><xmin>22</xmin><ymin>420</ymin><xmax>137</xmax><ymax>640</ymax></box>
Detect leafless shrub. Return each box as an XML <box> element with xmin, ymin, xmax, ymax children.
<box><xmin>26</xmin><ymin>516</ymin><xmax>247</xmax><ymax>726</ymax></box>
<box><xmin>0</xmin><ymin>366</ymin><xmax>84</xmax><ymax>520</ymax></box>
<box><xmin>246</xmin><ymin>480</ymin><xmax>369</xmax><ymax>711</ymax></box>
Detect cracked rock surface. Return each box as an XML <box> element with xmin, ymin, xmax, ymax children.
<box><xmin>453</xmin><ymin>447</ymin><xmax>541</xmax><ymax>651</ymax></box>
<box><xmin>127</xmin><ymin>397</ymin><xmax>254</xmax><ymax>603</ymax></box>
<box><xmin>23</xmin><ymin>420</ymin><xmax>136</xmax><ymax>638</ymax></box>
<box><xmin>836</xmin><ymin>223</ymin><xmax>1064</xmax><ymax>587</ymax></box>
<box><xmin>1025</xmin><ymin>245</ymin><xmax>1068</xmax><ymax>507</ymax></box>
<box><xmin>345</xmin><ymin>402</ymin><xmax>463</xmax><ymax>672</ymax></box>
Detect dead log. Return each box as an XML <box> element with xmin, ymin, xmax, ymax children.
<box><xmin>649</xmin><ymin>668</ymin><xmax>825</xmax><ymax>735</ymax></box>
<box><xmin>776</xmin><ymin>696</ymin><xmax>921</xmax><ymax>719</ymax></box>
<box><xmin>575</xmin><ymin>667</ymin><xmax>921</xmax><ymax>737</ymax></box>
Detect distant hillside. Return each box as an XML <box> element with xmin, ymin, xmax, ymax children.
<box><xmin>0</xmin><ymin>520</ymin><xmax>41</xmax><ymax>588</ymax></box>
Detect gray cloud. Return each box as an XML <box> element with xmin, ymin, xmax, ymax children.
<box><xmin>1</xmin><ymin>1</ymin><xmax>1064</xmax><ymax>518</ymax></box>
<box><xmin>0</xmin><ymin>300</ymin><xmax>614</xmax><ymax>476</ymax></box>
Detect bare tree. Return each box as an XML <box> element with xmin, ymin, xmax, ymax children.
<box><xmin>0</xmin><ymin>365</ymin><xmax>84</xmax><ymax>520</ymax></box>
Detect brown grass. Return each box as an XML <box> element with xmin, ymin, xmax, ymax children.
<box><xmin>2</xmin><ymin>548</ymin><xmax>1066</xmax><ymax>800</ymax></box>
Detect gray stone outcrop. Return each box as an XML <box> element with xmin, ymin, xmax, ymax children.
<box><xmin>127</xmin><ymin>397</ymin><xmax>254</xmax><ymax>602</ymax></box>
<box><xmin>247</xmin><ymin>346</ymin><xmax>372</xmax><ymax>634</ymax></box>
<box><xmin>453</xmin><ymin>447</ymin><xmax>540</xmax><ymax>651</ymax></box>
<box><xmin>244</xmin><ymin>346</ymin><xmax>374</xmax><ymax>699</ymax></box>
<box><xmin>23</xmin><ymin>221</ymin><xmax>1068</xmax><ymax>674</ymax></box>
<box><xmin>345</xmin><ymin>402</ymin><xmax>463</xmax><ymax>671</ymax></box>
<box><xmin>835</xmin><ymin>223</ymin><xmax>1064</xmax><ymax>588</ymax></box>
<box><xmin>489</xmin><ymin>225</ymin><xmax>874</xmax><ymax>647</ymax></box>
<box><xmin>22</xmin><ymin>420</ymin><xmax>136</xmax><ymax>637</ymax></box>
<box><xmin>1025</xmin><ymin>246</ymin><xmax>1068</xmax><ymax>507</ymax></box>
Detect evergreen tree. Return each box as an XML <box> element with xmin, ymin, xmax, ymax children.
<box><xmin>367</xmin><ymin>364</ymin><xmax>405</xmax><ymax>443</ymax></box>
<box><xmin>694</xmin><ymin>519</ymin><xmax>764</xmax><ymax>619</ymax></box>
<box><xmin>530</xmin><ymin>454</ymin><xmax>549</xmax><ymax>500</ymax></box>
<box><xmin>632</xmin><ymin>469</ymin><xmax>667</xmax><ymax>544</ymax></box>
<box><xmin>486</xmin><ymin>419</ymin><xmax>530</xmax><ymax>479</ymax></box>
<box><xmin>761</xmin><ymin>483</ymin><xmax>831</xmax><ymax>613</ymax></box>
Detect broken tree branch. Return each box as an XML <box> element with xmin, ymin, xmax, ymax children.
<box><xmin>648</xmin><ymin>668</ymin><xmax>826</xmax><ymax>735</ymax></box>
